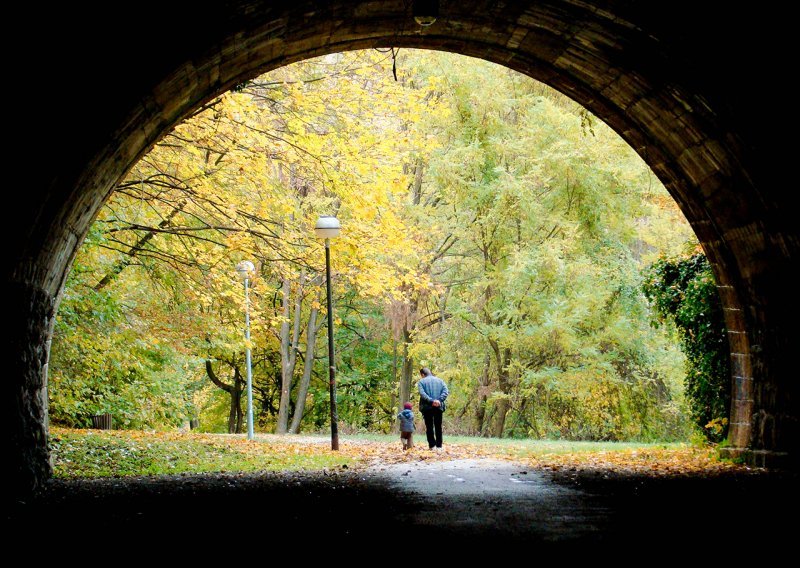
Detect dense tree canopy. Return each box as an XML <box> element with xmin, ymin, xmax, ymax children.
<box><xmin>49</xmin><ymin>49</ymin><xmax>700</xmax><ymax>441</ymax></box>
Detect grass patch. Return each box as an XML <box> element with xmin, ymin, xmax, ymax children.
<box><xmin>50</xmin><ymin>427</ymin><xmax>727</xmax><ymax>479</ymax></box>
<box><xmin>447</xmin><ymin>436</ymin><xmax>687</xmax><ymax>458</ymax></box>
<box><xmin>50</xmin><ymin>428</ymin><xmax>351</xmax><ymax>478</ymax></box>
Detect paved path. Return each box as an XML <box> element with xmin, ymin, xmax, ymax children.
<box><xmin>369</xmin><ymin>458</ymin><xmax>609</xmax><ymax>542</ymax></box>
<box><xmin>7</xmin><ymin>455</ymin><xmax>796</xmax><ymax>558</ymax></box>
<box><xmin>368</xmin><ymin>455</ymin><xmax>798</xmax><ymax>555</ymax></box>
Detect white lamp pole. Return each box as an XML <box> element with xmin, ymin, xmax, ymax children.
<box><xmin>314</xmin><ymin>215</ymin><xmax>341</xmax><ymax>450</ymax></box>
<box><xmin>235</xmin><ymin>260</ymin><xmax>256</xmax><ymax>440</ymax></box>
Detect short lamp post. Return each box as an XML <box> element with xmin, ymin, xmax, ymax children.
<box><xmin>314</xmin><ymin>215</ymin><xmax>341</xmax><ymax>450</ymax></box>
<box><xmin>235</xmin><ymin>260</ymin><xmax>256</xmax><ymax>441</ymax></box>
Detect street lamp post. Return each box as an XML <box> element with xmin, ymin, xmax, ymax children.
<box><xmin>314</xmin><ymin>215</ymin><xmax>341</xmax><ymax>450</ymax></box>
<box><xmin>235</xmin><ymin>260</ymin><xmax>256</xmax><ymax>441</ymax></box>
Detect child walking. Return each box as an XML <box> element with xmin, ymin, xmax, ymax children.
<box><xmin>397</xmin><ymin>402</ymin><xmax>416</xmax><ymax>450</ymax></box>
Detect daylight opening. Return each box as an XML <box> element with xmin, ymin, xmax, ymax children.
<box><xmin>47</xmin><ymin>50</ymin><xmax>731</xmax><ymax>475</ymax></box>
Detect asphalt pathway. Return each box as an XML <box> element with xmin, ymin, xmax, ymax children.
<box><xmin>6</xmin><ymin>455</ymin><xmax>797</xmax><ymax>560</ymax></box>
<box><xmin>366</xmin><ymin>455</ymin><xmax>797</xmax><ymax>558</ymax></box>
<box><xmin>370</xmin><ymin>458</ymin><xmax>609</xmax><ymax>542</ymax></box>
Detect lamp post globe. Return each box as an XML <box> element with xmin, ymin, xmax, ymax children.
<box><xmin>314</xmin><ymin>215</ymin><xmax>341</xmax><ymax>239</ymax></box>
<box><xmin>236</xmin><ymin>260</ymin><xmax>255</xmax><ymax>280</ymax></box>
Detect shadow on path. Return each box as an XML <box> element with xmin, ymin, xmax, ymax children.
<box><xmin>370</xmin><ymin>457</ymin><xmax>798</xmax><ymax>553</ymax></box>
<box><xmin>6</xmin><ymin>458</ymin><xmax>797</xmax><ymax>559</ymax></box>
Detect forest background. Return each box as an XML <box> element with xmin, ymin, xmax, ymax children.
<box><xmin>48</xmin><ymin>49</ymin><xmax>720</xmax><ymax>443</ymax></box>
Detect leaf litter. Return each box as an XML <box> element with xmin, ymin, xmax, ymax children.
<box><xmin>49</xmin><ymin>427</ymin><xmax>755</xmax><ymax>479</ymax></box>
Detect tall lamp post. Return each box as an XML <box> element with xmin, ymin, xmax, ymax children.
<box><xmin>314</xmin><ymin>215</ymin><xmax>341</xmax><ymax>450</ymax></box>
<box><xmin>235</xmin><ymin>260</ymin><xmax>256</xmax><ymax>441</ymax></box>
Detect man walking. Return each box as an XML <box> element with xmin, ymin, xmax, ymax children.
<box><xmin>417</xmin><ymin>367</ymin><xmax>449</xmax><ymax>450</ymax></box>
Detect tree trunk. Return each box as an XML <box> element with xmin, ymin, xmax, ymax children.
<box><xmin>390</xmin><ymin>338</ymin><xmax>399</xmax><ymax>426</ymax></box>
<box><xmin>474</xmin><ymin>354</ymin><xmax>491</xmax><ymax>436</ymax></box>
<box><xmin>205</xmin><ymin>360</ymin><xmax>244</xmax><ymax>434</ymax></box>
<box><xmin>231</xmin><ymin>373</ymin><xmax>243</xmax><ymax>434</ymax></box>
<box><xmin>399</xmin><ymin>326</ymin><xmax>414</xmax><ymax>411</ymax></box>
<box><xmin>288</xmin><ymin>306</ymin><xmax>319</xmax><ymax>434</ymax></box>
<box><xmin>490</xmin><ymin>344</ymin><xmax>512</xmax><ymax>438</ymax></box>
<box><xmin>491</xmin><ymin>397</ymin><xmax>511</xmax><ymax>438</ymax></box>
<box><xmin>277</xmin><ymin>273</ymin><xmax>303</xmax><ymax>433</ymax></box>
<box><xmin>411</xmin><ymin>159</ymin><xmax>424</xmax><ymax>205</ymax></box>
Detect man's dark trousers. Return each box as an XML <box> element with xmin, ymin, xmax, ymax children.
<box><xmin>422</xmin><ymin>408</ymin><xmax>443</xmax><ymax>448</ymax></box>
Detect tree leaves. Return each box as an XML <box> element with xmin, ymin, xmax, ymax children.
<box><xmin>52</xmin><ymin>49</ymin><xmax>699</xmax><ymax>442</ymax></box>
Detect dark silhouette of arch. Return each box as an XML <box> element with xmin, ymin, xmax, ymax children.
<box><xmin>6</xmin><ymin>1</ymin><xmax>796</xmax><ymax>499</ymax></box>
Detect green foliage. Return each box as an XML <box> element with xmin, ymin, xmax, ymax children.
<box><xmin>334</xmin><ymin>299</ymin><xmax>397</xmax><ymax>433</ymax></box>
<box><xmin>399</xmin><ymin>51</ymin><xmax>694</xmax><ymax>442</ymax></box>
<box><xmin>642</xmin><ymin>252</ymin><xmax>731</xmax><ymax>442</ymax></box>
<box><xmin>49</xmin><ymin>226</ymin><xmax>202</xmax><ymax>429</ymax></box>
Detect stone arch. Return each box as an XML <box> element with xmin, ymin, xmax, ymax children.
<box><xmin>7</xmin><ymin>1</ymin><xmax>796</xmax><ymax>497</ymax></box>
